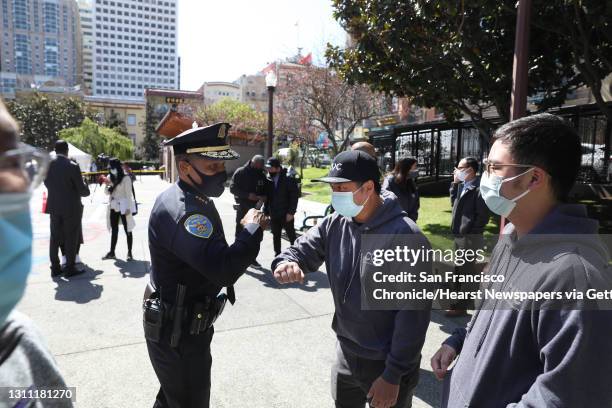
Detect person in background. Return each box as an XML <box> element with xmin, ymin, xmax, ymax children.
<box><xmin>382</xmin><ymin>158</ymin><xmax>420</xmax><ymax>222</ymax></box>
<box><xmin>0</xmin><ymin>98</ymin><xmax>73</xmax><ymax>406</ymax></box>
<box><xmin>89</xmin><ymin>161</ymin><xmax>98</xmax><ymax>184</ymax></box>
<box><xmin>44</xmin><ymin>140</ymin><xmax>90</xmax><ymax>278</ymax></box>
<box><xmin>431</xmin><ymin>113</ymin><xmax>612</xmax><ymax>407</ymax></box>
<box><xmin>446</xmin><ymin>157</ymin><xmax>490</xmax><ymax>317</ymax></box>
<box><xmin>230</xmin><ymin>155</ymin><xmax>267</xmax><ymax>267</ymax></box>
<box><xmin>351</xmin><ymin>141</ymin><xmax>376</xmax><ymax>158</ymax></box>
<box><xmin>263</xmin><ymin>157</ymin><xmax>299</xmax><ymax>256</ymax></box>
<box><xmin>102</xmin><ymin>158</ymin><xmax>136</xmax><ymax>261</ymax></box>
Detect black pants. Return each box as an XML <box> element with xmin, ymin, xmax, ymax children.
<box><xmin>270</xmin><ymin>215</ymin><xmax>296</xmax><ymax>256</ymax></box>
<box><xmin>49</xmin><ymin>207</ymin><xmax>83</xmax><ymax>270</ymax></box>
<box><xmin>146</xmin><ymin>328</ymin><xmax>214</xmax><ymax>408</ymax></box>
<box><xmin>331</xmin><ymin>343</ymin><xmax>418</xmax><ymax>408</ymax></box>
<box><xmin>110</xmin><ymin>209</ymin><xmax>133</xmax><ymax>254</ymax></box>
<box><xmin>61</xmin><ymin>223</ymin><xmax>83</xmax><ymax>258</ymax></box>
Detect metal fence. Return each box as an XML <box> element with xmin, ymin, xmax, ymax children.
<box><xmin>369</xmin><ymin>102</ymin><xmax>612</xmax><ymax>184</ymax></box>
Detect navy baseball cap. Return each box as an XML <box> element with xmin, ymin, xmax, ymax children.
<box><xmin>265</xmin><ymin>157</ymin><xmax>281</xmax><ymax>168</ymax></box>
<box><xmin>314</xmin><ymin>150</ymin><xmax>380</xmax><ymax>183</ymax></box>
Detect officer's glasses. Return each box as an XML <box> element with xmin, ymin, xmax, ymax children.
<box><xmin>482</xmin><ymin>158</ymin><xmax>532</xmax><ymax>176</ymax></box>
<box><xmin>0</xmin><ymin>144</ymin><xmax>50</xmax><ymax>193</ymax></box>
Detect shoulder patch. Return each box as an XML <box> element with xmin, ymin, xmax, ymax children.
<box><xmin>184</xmin><ymin>214</ymin><xmax>214</xmax><ymax>239</ymax></box>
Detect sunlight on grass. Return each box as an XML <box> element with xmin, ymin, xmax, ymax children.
<box><xmin>301</xmin><ymin>167</ymin><xmax>332</xmax><ymax>204</ymax></box>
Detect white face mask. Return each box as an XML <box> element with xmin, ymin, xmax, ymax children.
<box><xmin>110</xmin><ymin>169</ymin><xmax>118</xmax><ymax>176</ymax></box>
<box><xmin>456</xmin><ymin>169</ymin><xmax>469</xmax><ymax>182</ymax></box>
<box><xmin>331</xmin><ymin>184</ymin><xmax>370</xmax><ymax>218</ymax></box>
<box><xmin>479</xmin><ymin>167</ymin><xmax>534</xmax><ymax>217</ymax></box>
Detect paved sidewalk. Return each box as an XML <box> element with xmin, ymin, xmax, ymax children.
<box><xmin>16</xmin><ymin>176</ymin><xmax>468</xmax><ymax>407</ymax></box>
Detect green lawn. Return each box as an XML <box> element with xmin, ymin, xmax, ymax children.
<box><xmin>301</xmin><ymin>166</ymin><xmax>332</xmax><ymax>204</ymax></box>
<box><xmin>301</xmin><ymin>166</ymin><xmax>499</xmax><ymax>250</ymax></box>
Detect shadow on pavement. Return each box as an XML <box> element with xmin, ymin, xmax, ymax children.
<box><xmin>114</xmin><ymin>259</ymin><xmax>150</xmax><ymax>279</ymax></box>
<box><xmin>429</xmin><ymin>310</ymin><xmax>471</xmax><ymax>335</ymax></box>
<box><xmin>54</xmin><ymin>265</ymin><xmax>104</xmax><ymax>304</ymax></box>
<box><xmin>414</xmin><ymin>368</ymin><xmax>442</xmax><ymax>407</ymax></box>
<box><xmin>245</xmin><ymin>266</ymin><xmax>330</xmax><ymax>292</ymax></box>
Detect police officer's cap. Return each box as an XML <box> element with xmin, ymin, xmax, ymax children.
<box><xmin>164</xmin><ymin>122</ymin><xmax>240</xmax><ymax>160</ymax></box>
<box><xmin>314</xmin><ymin>150</ymin><xmax>380</xmax><ymax>184</ymax></box>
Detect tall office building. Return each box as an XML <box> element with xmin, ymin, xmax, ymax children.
<box><xmin>78</xmin><ymin>0</ymin><xmax>93</xmax><ymax>94</ymax></box>
<box><xmin>0</xmin><ymin>0</ymin><xmax>82</xmax><ymax>98</ymax></box>
<box><xmin>91</xmin><ymin>0</ymin><xmax>178</xmax><ymax>100</ymax></box>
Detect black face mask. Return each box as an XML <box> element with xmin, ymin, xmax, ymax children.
<box><xmin>186</xmin><ymin>161</ymin><xmax>227</xmax><ymax>198</ymax></box>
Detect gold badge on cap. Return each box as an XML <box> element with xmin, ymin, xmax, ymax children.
<box><xmin>218</xmin><ymin>124</ymin><xmax>227</xmax><ymax>139</ymax></box>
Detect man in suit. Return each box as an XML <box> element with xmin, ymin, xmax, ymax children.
<box><xmin>44</xmin><ymin>140</ymin><xmax>90</xmax><ymax>277</ymax></box>
<box><xmin>447</xmin><ymin>157</ymin><xmax>490</xmax><ymax>317</ymax></box>
<box><xmin>263</xmin><ymin>158</ymin><xmax>299</xmax><ymax>256</ymax></box>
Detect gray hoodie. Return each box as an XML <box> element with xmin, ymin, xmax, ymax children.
<box><xmin>0</xmin><ymin>311</ymin><xmax>72</xmax><ymax>408</ymax></box>
<box><xmin>272</xmin><ymin>192</ymin><xmax>431</xmax><ymax>384</ymax></box>
<box><xmin>442</xmin><ymin>204</ymin><xmax>612</xmax><ymax>408</ymax></box>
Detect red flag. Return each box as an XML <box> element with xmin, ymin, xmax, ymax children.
<box><xmin>298</xmin><ymin>53</ymin><xmax>312</xmax><ymax>66</ymax></box>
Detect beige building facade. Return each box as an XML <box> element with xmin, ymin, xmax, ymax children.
<box><xmin>84</xmin><ymin>95</ymin><xmax>146</xmax><ymax>153</ymax></box>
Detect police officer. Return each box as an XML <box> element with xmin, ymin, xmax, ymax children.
<box><xmin>144</xmin><ymin>122</ymin><xmax>267</xmax><ymax>408</ymax></box>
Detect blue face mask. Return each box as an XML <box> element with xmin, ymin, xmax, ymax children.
<box><xmin>0</xmin><ymin>193</ymin><xmax>33</xmax><ymax>327</ymax></box>
<box><xmin>331</xmin><ymin>185</ymin><xmax>370</xmax><ymax>218</ymax></box>
<box><xmin>480</xmin><ymin>168</ymin><xmax>533</xmax><ymax>218</ymax></box>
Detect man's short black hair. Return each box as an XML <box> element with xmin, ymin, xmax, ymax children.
<box><xmin>492</xmin><ymin>113</ymin><xmax>581</xmax><ymax>202</ymax></box>
<box><xmin>54</xmin><ymin>140</ymin><xmax>69</xmax><ymax>155</ymax></box>
<box><xmin>358</xmin><ymin>179</ymin><xmax>382</xmax><ymax>194</ymax></box>
<box><xmin>463</xmin><ymin>157</ymin><xmax>479</xmax><ymax>173</ymax></box>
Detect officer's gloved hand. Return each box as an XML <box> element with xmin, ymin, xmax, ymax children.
<box><xmin>241</xmin><ymin>208</ymin><xmax>269</xmax><ymax>230</ymax></box>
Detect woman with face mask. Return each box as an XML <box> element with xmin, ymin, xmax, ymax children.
<box><xmin>102</xmin><ymin>158</ymin><xmax>136</xmax><ymax>261</ymax></box>
<box><xmin>0</xmin><ymin>99</ymin><xmax>72</xmax><ymax>405</ymax></box>
<box><xmin>382</xmin><ymin>157</ymin><xmax>420</xmax><ymax>221</ymax></box>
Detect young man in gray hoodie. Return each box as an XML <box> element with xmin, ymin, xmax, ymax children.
<box><xmin>431</xmin><ymin>113</ymin><xmax>612</xmax><ymax>407</ymax></box>
<box><xmin>272</xmin><ymin>150</ymin><xmax>431</xmax><ymax>408</ymax></box>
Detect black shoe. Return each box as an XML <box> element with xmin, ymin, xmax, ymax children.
<box><xmin>51</xmin><ymin>266</ymin><xmax>63</xmax><ymax>278</ymax></box>
<box><xmin>127</xmin><ymin>252</ymin><xmax>134</xmax><ymax>261</ymax></box>
<box><xmin>102</xmin><ymin>252</ymin><xmax>116</xmax><ymax>260</ymax></box>
<box><xmin>250</xmin><ymin>260</ymin><xmax>261</xmax><ymax>268</ymax></box>
<box><xmin>64</xmin><ymin>267</ymin><xmax>85</xmax><ymax>278</ymax></box>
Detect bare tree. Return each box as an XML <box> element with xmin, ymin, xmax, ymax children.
<box><xmin>276</xmin><ymin>66</ymin><xmax>387</xmax><ymax>154</ymax></box>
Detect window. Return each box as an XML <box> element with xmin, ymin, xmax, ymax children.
<box><xmin>43</xmin><ymin>38</ymin><xmax>58</xmax><ymax>76</ymax></box>
<box><xmin>12</xmin><ymin>0</ymin><xmax>29</xmax><ymax>30</ymax></box>
<box><xmin>43</xmin><ymin>0</ymin><xmax>59</xmax><ymax>33</ymax></box>
<box><xmin>127</xmin><ymin>114</ymin><xmax>136</xmax><ymax>126</ymax></box>
<box><xmin>14</xmin><ymin>34</ymin><xmax>31</xmax><ymax>74</ymax></box>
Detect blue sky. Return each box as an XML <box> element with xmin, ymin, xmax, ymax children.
<box><xmin>177</xmin><ymin>0</ymin><xmax>347</xmax><ymax>90</ymax></box>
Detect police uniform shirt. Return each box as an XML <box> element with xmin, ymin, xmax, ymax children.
<box><xmin>148</xmin><ymin>180</ymin><xmax>263</xmax><ymax>303</ymax></box>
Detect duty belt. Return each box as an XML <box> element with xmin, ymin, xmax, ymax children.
<box><xmin>142</xmin><ymin>283</ymin><xmax>232</xmax><ymax>347</ymax></box>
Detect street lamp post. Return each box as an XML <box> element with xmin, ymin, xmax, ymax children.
<box><xmin>265</xmin><ymin>70</ymin><xmax>277</xmax><ymax>159</ymax></box>
<box><xmin>510</xmin><ymin>0</ymin><xmax>532</xmax><ymax>121</ymax></box>
<box><xmin>501</xmin><ymin>0</ymin><xmax>532</xmax><ymax>232</ymax></box>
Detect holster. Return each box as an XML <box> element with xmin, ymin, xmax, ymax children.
<box><xmin>142</xmin><ymin>284</ymin><xmax>164</xmax><ymax>343</ymax></box>
<box><xmin>188</xmin><ymin>294</ymin><xmax>228</xmax><ymax>335</ymax></box>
